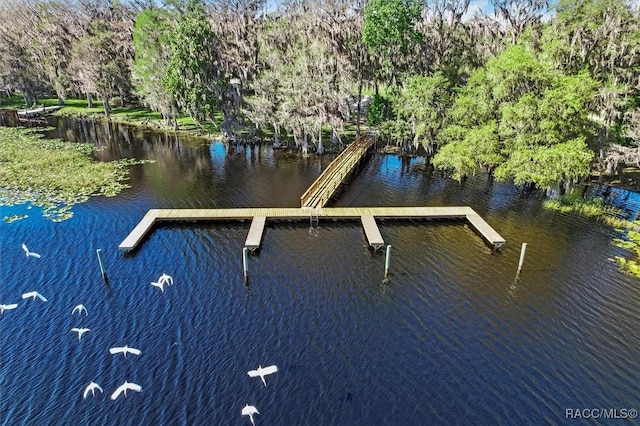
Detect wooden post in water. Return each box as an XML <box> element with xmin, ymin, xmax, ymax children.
<box><xmin>242</xmin><ymin>247</ymin><xmax>249</xmax><ymax>283</ymax></box>
<box><xmin>384</xmin><ymin>245</ymin><xmax>392</xmax><ymax>280</ymax></box>
<box><xmin>96</xmin><ymin>249</ymin><xmax>107</xmax><ymax>281</ymax></box>
<box><xmin>516</xmin><ymin>243</ymin><xmax>527</xmax><ymax>276</ymax></box>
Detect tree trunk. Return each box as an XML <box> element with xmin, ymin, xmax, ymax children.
<box><xmin>118</xmin><ymin>87</ymin><xmax>126</xmax><ymax>107</ymax></box>
<box><xmin>356</xmin><ymin>79</ymin><xmax>363</xmax><ymax>138</ymax></box>
<box><xmin>331</xmin><ymin>127</ymin><xmax>340</xmax><ymax>149</ymax></box>
<box><xmin>102</xmin><ymin>94</ymin><xmax>111</xmax><ymax>118</ymax></box>
<box><xmin>317</xmin><ymin>127</ymin><xmax>324</xmax><ymax>155</ymax></box>
<box><xmin>87</xmin><ymin>93</ymin><xmax>94</xmax><ymax>109</ymax></box>
<box><xmin>273</xmin><ymin>124</ymin><xmax>281</xmax><ymax>148</ymax></box>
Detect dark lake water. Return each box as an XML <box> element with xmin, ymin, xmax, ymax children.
<box><xmin>1</xmin><ymin>116</ymin><xmax>639</xmax><ymax>425</ymax></box>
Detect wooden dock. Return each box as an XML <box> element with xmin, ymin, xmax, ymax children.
<box><xmin>300</xmin><ymin>136</ymin><xmax>374</xmax><ymax>208</ymax></box>
<box><xmin>245</xmin><ymin>216</ymin><xmax>266</xmax><ymax>250</ymax></box>
<box><xmin>361</xmin><ymin>215</ymin><xmax>385</xmax><ymax>250</ymax></box>
<box><xmin>118</xmin><ymin>206</ymin><xmax>505</xmax><ymax>252</ymax></box>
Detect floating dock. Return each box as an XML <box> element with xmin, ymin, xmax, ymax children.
<box><xmin>118</xmin><ymin>206</ymin><xmax>505</xmax><ymax>252</ymax></box>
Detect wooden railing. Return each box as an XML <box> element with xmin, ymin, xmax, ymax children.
<box><xmin>300</xmin><ymin>136</ymin><xmax>375</xmax><ymax>208</ymax></box>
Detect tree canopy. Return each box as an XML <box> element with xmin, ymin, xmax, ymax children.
<box><xmin>0</xmin><ymin>0</ymin><xmax>639</xmax><ymax>190</ymax></box>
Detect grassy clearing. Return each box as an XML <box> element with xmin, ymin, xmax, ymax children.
<box><xmin>1</xmin><ymin>93</ymin><xmax>364</xmax><ymax>148</ymax></box>
<box><xmin>0</xmin><ymin>126</ymin><xmax>152</xmax><ymax>222</ymax></box>
<box><xmin>0</xmin><ymin>93</ymin><xmax>224</xmax><ymax>136</ymax></box>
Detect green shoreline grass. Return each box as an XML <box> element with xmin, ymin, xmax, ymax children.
<box><xmin>2</xmin><ymin>94</ymin><xmax>224</xmax><ymax>138</ymax></box>
<box><xmin>0</xmin><ymin>126</ymin><xmax>152</xmax><ymax>222</ymax></box>
<box><xmin>1</xmin><ymin>93</ymin><xmax>361</xmax><ymax>146</ymax></box>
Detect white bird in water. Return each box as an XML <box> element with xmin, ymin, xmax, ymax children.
<box><xmin>21</xmin><ymin>243</ymin><xmax>41</xmax><ymax>258</ymax></box>
<box><xmin>83</xmin><ymin>382</ymin><xmax>103</xmax><ymax>398</ymax></box>
<box><xmin>110</xmin><ymin>381</ymin><xmax>142</xmax><ymax>400</ymax></box>
<box><xmin>22</xmin><ymin>291</ymin><xmax>47</xmax><ymax>302</ymax></box>
<box><xmin>72</xmin><ymin>304</ymin><xmax>88</xmax><ymax>316</ymax></box>
<box><xmin>242</xmin><ymin>404</ymin><xmax>259</xmax><ymax>426</ymax></box>
<box><xmin>247</xmin><ymin>365</ymin><xmax>278</xmax><ymax>387</ymax></box>
<box><xmin>0</xmin><ymin>303</ymin><xmax>18</xmax><ymax>314</ymax></box>
<box><xmin>158</xmin><ymin>273</ymin><xmax>173</xmax><ymax>286</ymax></box>
<box><xmin>71</xmin><ymin>328</ymin><xmax>91</xmax><ymax>340</ymax></box>
<box><xmin>109</xmin><ymin>346</ymin><xmax>142</xmax><ymax>357</ymax></box>
<box><xmin>150</xmin><ymin>280</ymin><xmax>165</xmax><ymax>293</ymax></box>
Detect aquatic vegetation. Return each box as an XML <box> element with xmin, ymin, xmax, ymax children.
<box><xmin>3</xmin><ymin>214</ymin><xmax>28</xmax><ymax>223</ymax></box>
<box><xmin>543</xmin><ymin>193</ymin><xmax>626</xmax><ymax>228</ymax></box>
<box><xmin>544</xmin><ymin>193</ymin><xmax>620</xmax><ymax>217</ymax></box>
<box><xmin>612</xmin><ymin>229</ymin><xmax>640</xmax><ymax>277</ymax></box>
<box><xmin>544</xmin><ymin>192</ymin><xmax>640</xmax><ymax>277</ymax></box>
<box><xmin>0</xmin><ymin>126</ymin><xmax>152</xmax><ymax>222</ymax></box>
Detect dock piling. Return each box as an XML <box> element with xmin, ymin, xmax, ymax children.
<box><xmin>242</xmin><ymin>247</ymin><xmax>249</xmax><ymax>283</ymax></box>
<box><xmin>96</xmin><ymin>249</ymin><xmax>107</xmax><ymax>281</ymax></box>
<box><xmin>384</xmin><ymin>245</ymin><xmax>392</xmax><ymax>280</ymax></box>
<box><xmin>516</xmin><ymin>243</ymin><xmax>527</xmax><ymax>276</ymax></box>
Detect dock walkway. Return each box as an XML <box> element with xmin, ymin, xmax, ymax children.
<box><xmin>119</xmin><ymin>206</ymin><xmax>505</xmax><ymax>252</ymax></box>
<box><xmin>300</xmin><ymin>136</ymin><xmax>374</xmax><ymax>208</ymax></box>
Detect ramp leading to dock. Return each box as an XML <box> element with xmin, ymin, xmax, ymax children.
<box><xmin>300</xmin><ymin>136</ymin><xmax>374</xmax><ymax>208</ymax></box>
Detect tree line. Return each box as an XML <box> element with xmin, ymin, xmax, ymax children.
<box><xmin>0</xmin><ymin>0</ymin><xmax>639</xmax><ymax>191</ymax></box>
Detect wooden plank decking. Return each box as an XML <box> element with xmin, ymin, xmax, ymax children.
<box><xmin>466</xmin><ymin>213</ymin><xmax>506</xmax><ymax>248</ymax></box>
<box><xmin>361</xmin><ymin>215</ymin><xmax>385</xmax><ymax>250</ymax></box>
<box><xmin>300</xmin><ymin>136</ymin><xmax>374</xmax><ymax>208</ymax></box>
<box><xmin>118</xmin><ymin>206</ymin><xmax>505</xmax><ymax>251</ymax></box>
<box><xmin>245</xmin><ymin>216</ymin><xmax>266</xmax><ymax>250</ymax></box>
<box><xmin>118</xmin><ymin>210</ymin><xmax>159</xmax><ymax>252</ymax></box>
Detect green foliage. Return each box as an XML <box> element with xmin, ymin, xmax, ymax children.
<box><xmin>434</xmin><ymin>45</ymin><xmax>598</xmax><ymax>188</ymax></box>
<box><xmin>367</xmin><ymin>94</ymin><xmax>393</xmax><ymax>127</ymax></box>
<box><xmin>0</xmin><ymin>127</ymin><xmax>152</xmax><ymax>222</ymax></box>
<box><xmin>362</xmin><ymin>0</ymin><xmax>422</xmax><ymax>56</ymax></box>
<box><xmin>494</xmin><ymin>138</ymin><xmax>593</xmax><ymax>187</ymax></box>
<box><xmin>163</xmin><ymin>0</ymin><xmax>218</xmax><ymax>126</ymax></box>
<box><xmin>133</xmin><ymin>8</ymin><xmax>177</xmax><ymax>124</ymax></box>
<box><xmin>543</xmin><ymin>192</ymin><xmax>622</xmax><ymax>218</ymax></box>
<box><xmin>390</xmin><ymin>73</ymin><xmax>453</xmax><ymax>151</ymax></box>
<box><xmin>612</xmin><ymin>229</ymin><xmax>640</xmax><ymax>277</ymax></box>
<box><xmin>71</xmin><ymin>19</ymin><xmax>131</xmax><ymax>114</ymax></box>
